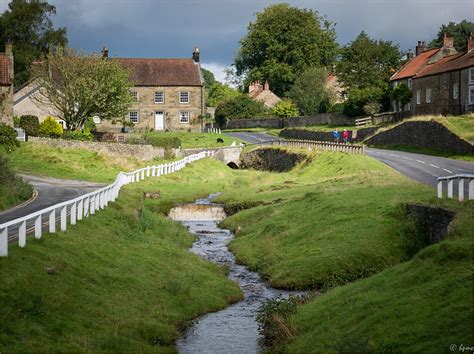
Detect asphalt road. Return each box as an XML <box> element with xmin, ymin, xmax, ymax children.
<box><xmin>225</xmin><ymin>131</ymin><xmax>474</xmax><ymax>189</ymax></box>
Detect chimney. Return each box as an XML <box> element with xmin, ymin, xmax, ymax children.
<box><xmin>415</xmin><ymin>41</ymin><xmax>427</xmax><ymax>56</ymax></box>
<box><xmin>264</xmin><ymin>80</ymin><xmax>269</xmax><ymax>90</ymax></box>
<box><xmin>192</xmin><ymin>47</ymin><xmax>200</xmax><ymax>63</ymax></box>
<box><xmin>5</xmin><ymin>42</ymin><xmax>13</xmax><ymax>82</ymax></box>
<box><xmin>443</xmin><ymin>33</ymin><xmax>454</xmax><ymax>49</ymax></box>
<box><xmin>468</xmin><ymin>34</ymin><xmax>474</xmax><ymax>52</ymax></box>
<box><xmin>407</xmin><ymin>49</ymin><xmax>414</xmax><ymax>60</ymax></box>
<box><xmin>102</xmin><ymin>46</ymin><xmax>109</xmax><ymax>59</ymax></box>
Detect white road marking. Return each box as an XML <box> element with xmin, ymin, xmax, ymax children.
<box><xmin>390</xmin><ymin>154</ymin><xmax>399</xmax><ymax>157</ymax></box>
<box><xmin>402</xmin><ymin>157</ymin><xmax>413</xmax><ymax>161</ymax></box>
<box><xmin>443</xmin><ymin>169</ymin><xmax>452</xmax><ymax>173</ymax></box>
<box><xmin>429</xmin><ymin>164</ymin><xmax>440</xmax><ymax>169</ymax></box>
<box><xmin>416</xmin><ymin>160</ymin><xmax>426</xmax><ymax>164</ymax></box>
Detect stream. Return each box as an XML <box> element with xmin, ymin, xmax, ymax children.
<box><xmin>170</xmin><ymin>194</ymin><xmax>300</xmax><ymax>354</ymax></box>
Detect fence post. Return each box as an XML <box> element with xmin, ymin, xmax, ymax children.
<box><xmin>71</xmin><ymin>202</ymin><xmax>77</xmax><ymax>225</ymax></box>
<box><xmin>90</xmin><ymin>196</ymin><xmax>95</xmax><ymax>215</ymax></box>
<box><xmin>469</xmin><ymin>179</ymin><xmax>474</xmax><ymax>200</ymax></box>
<box><xmin>60</xmin><ymin>206</ymin><xmax>67</xmax><ymax>231</ymax></box>
<box><xmin>83</xmin><ymin>197</ymin><xmax>89</xmax><ymax>218</ymax></box>
<box><xmin>152</xmin><ymin>166</ymin><xmax>156</xmax><ymax>177</ymax></box>
<box><xmin>19</xmin><ymin>221</ymin><xmax>26</xmax><ymax>247</ymax></box>
<box><xmin>35</xmin><ymin>215</ymin><xmax>42</xmax><ymax>239</ymax></box>
<box><xmin>146</xmin><ymin>166</ymin><xmax>150</xmax><ymax>177</ymax></box>
<box><xmin>141</xmin><ymin>169</ymin><xmax>145</xmax><ymax>180</ymax></box>
<box><xmin>447</xmin><ymin>179</ymin><xmax>454</xmax><ymax>199</ymax></box>
<box><xmin>458</xmin><ymin>178</ymin><xmax>465</xmax><ymax>201</ymax></box>
<box><xmin>49</xmin><ymin>209</ymin><xmax>56</xmax><ymax>233</ymax></box>
<box><xmin>0</xmin><ymin>228</ymin><xmax>7</xmax><ymax>257</ymax></box>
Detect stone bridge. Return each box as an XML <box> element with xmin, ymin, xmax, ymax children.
<box><xmin>179</xmin><ymin>147</ymin><xmax>243</xmax><ymax>168</ymax></box>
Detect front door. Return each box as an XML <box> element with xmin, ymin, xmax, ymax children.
<box><xmin>154</xmin><ymin>111</ymin><xmax>164</xmax><ymax>130</ymax></box>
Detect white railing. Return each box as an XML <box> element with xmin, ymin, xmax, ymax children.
<box><xmin>205</xmin><ymin>127</ymin><xmax>222</xmax><ymax>134</ymax></box>
<box><xmin>14</xmin><ymin>128</ymin><xmax>26</xmax><ymax>142</ymax></box>
<box><xmin>249</xmin><ymin>139</ymin><xmax>365</xmax><ymax>155</ymax></box>
<box><xmin>0</xmin><ymin>150</ymin><xmax>215</xmax><ymax>257</ymax></box>
<box><xmin>437</xmin><ymin>174</ymin><xmax>474</xmax><ymax>201</ymax></box>
<box><xmin>355</xmin><ymin>117</ymin><xmax>372</xmax><ymax>126</ymax></box>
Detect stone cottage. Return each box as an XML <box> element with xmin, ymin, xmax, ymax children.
<box><xmin>0</xmin><ymin>43</ymin><xmax>14</xmax><ymax>126</ymax></box>
<box><xmin>248</xmin><ymin>80</ymin><xmax>281</xmax><ymax>108</ymax></box>
<box><xmin>390</xmin><ymin>34</ymin><xmax>474</xmax><ymax>116</ymax></box>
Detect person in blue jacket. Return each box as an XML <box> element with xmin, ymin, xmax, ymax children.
<box><xmin>332</xmin><ymin>129</ymin><xmax>340</xmax><ymax>143</ymax></box>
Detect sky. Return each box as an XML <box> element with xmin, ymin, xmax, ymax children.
<box><xmin>1</xmin><ymin>0</ymin><xmax>472</xmax><ymax>82</ymax></box>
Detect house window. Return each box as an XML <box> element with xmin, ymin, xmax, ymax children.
<box><xmin>453</xmin><ymin>84</ymin><xmax>459</xmax><ymax>99</ymax></box>
<box><xmin>407</xmin><ymin>78</ymin><xmax>413</xmax><ymax>89</ymax></box>
<box><xmin>426</xmin><ymin>88</ymin><xmax>432</xmax><ymax>103</ymax></box>
<box><xmin>131</xmin><ymin>91</ymin><xmax>138</xmax><ymax>102</ymax></box>
<box><xmin>179</xmin><ymin>111</ymin><xmax>189</xmax><ymax>123</ymax></box>
<box><xmin>470</xmin><ymin>68</ymin><xmax>474</xmax><ymax>84</ymax></box>
<box><xmin>469</xmin><ymin>87</ymin><xmax>474</xmax><ymax>105</ymax></box>
<box><xmin>129</xmin><ymin>111</ymin><xmax>139</xmax><ymax>123</ymax></box>
<box><xmin>154</xmin><ymin>91</ymin><xmax>164</xmax><ymax>104</ymax></box>
<box><xmin>392</xmin><ymin>101</ymin><xmax>397</xmax><ymax>112</ymax></box>
<box><xmin>179</xmin><ymin>91</ymin><xmax>189</xmax><ymax>103</ymax></box>
<box><xmin>416</xmin><ymin>90</ymin><xmax>421</xmax><ymax>104</ymax></box>
<box><xmin>407</xmin><ymin>102</ymin><xmax>412</xmax><ymax>111</ymax></box>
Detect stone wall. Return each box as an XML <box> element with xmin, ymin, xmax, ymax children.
<box><xmin>224</xmin><ymin>113</ymin><xmax>353</xmax><ymax>129</ymax></box>
<box><xmin>364</xmin><ymin>120</ymin><xmax>474</xmax><ymax>154</ymax></box>
<box><xmin>29</xmin><ymin>137</ymin><xmax>165</xmax><ymax>161</ymax></box>
<box><xmin>0</xmin><ymin>85</ymin><xmax>13</xmax><ymax>125</ymax></box>
<box><xmin>279</xmin><ymin>127</ymin><xmax>378</xmax><ymax>143</ymax></box>
<box><xmin>240</xmin><ymin>148</ymin><xmax>305</xmax><ymax>172</ymax></box>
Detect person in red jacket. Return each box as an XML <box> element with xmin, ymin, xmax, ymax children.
<box><xmin>343</xmin><ymin>129</ymin><xmax>349</xmax><ymax>143</ymax></box>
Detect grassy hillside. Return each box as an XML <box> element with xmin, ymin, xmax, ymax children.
<box><xmin>0</xmin><ymin>155</ymin><xmax>33</xmax><ymax>211</ymax></box>
<box><xmin>0</xmin><ymin>180</ymin><xmax>242</xmax><ymax>352</ymax></box>
<box><xmin>141</xmin><ymin>131</ymin><xmax>245</xmax><ymax>148</ymax></box>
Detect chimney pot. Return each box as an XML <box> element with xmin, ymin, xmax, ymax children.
<box><xmin>102</xmin><ymin>46</ymin><xmax>109</xmax><ymax>59</ymax></box>
<box><xmin>467</xmin><ymin>33</ymin><xmax>474</xmax><ymax>52</ymax></box>
<box><xmin>416</xmin><ymin>40</ymin><xmax>427</xmax><ymax>56</ymax></box>
<box><xmin>192</xmin><ymin>47</ymin><xmax>200</xmax><ymax>63</ymax></box>
<box><xmin>442</xmin><ymin>33</ymin><xmax>454</xmax><ymax>49</ymax></box>
<box><xmin>264</xmin><ymin>80</ymin><xmax>269</xmax><ymax>90</ymax></box>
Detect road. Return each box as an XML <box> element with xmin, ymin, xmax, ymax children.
<box><xmin>225</xmin><ymin>131</ymin><xmax>474</xmax><ymax>189</ymax></box>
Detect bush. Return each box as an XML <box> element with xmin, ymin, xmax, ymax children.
<box><xmin>328</xmin><ymin>103</ymin><xmax>345</xmax><ymax>114</ymax></box>
<box><xmin>272</xmin><ymin>99</ymin><xmax>299</xmax><ymax>118</ymax></box>
<box><xmin>19</xmin><ymin>115</ymin><xmax>40</xmax><ymax>136</ymax></box>
<box><xmin>343</xmin><ymin>87</ymin><xmax>384</xmax><ymax>117</ymax></box>
<box><xmin>39</xmin><ymin>116</ymin><xmax>63</xmax><ymax>138</ymax></box>
<box><xmin>363</xmin><ymin>101</ymin><xmax>381</xmax><ymax>116</ymax></box>
<box><xmin>13</xmin><ymin>115</ymin><xmax>20</xmax><ymax>127</ymax></box>
<box><xmin>0</xmin><ymin>123</ymin><xmax>20</xmax><ymax>152</ymax></box>
<box><xmin>215</xmin><ymin>95</ymin><xmax>268</xmax><ymax>127</ymax></box>
<box><xmin>146</xmin><ymin>135</ymin><xmax>181</xmax><ymax>149</ymax></box>
<box><xmin>84</xmin><ymin>117</ymin><xmax>97</xmax><ymax>132</ymax></box>
<box><xmin>62</xmin><ymin>130</ymin><xmax>94</xmax><ymax>141</ymax></box>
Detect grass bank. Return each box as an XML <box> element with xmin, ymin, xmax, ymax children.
<box><xmin>8</xmin><ymin>142</ymin><xmax>150</xmax><ymax>183</ymax></box>
<box><xmin>0</xmin><ymin>155</ymin><xmax>33</xmax><ymax>211</ymax></box>
<box><xmin>143</xmin><ymin>131</ymin><xmax>245</xmax><ymax>149</ymax></box>
<box><xmin>0</xmin><ymin>179</ymin><xmax>242</xmax><ymax>352</ymax></box>
<box><xmin>277</xmin><ymin>203</ymin><xmax>474</xmax><ymax>353</ymax></box>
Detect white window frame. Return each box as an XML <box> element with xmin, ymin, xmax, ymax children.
<box><xmin>407</xmin><ymin>78</ymin><xmax>413</xmax><ymax>89</ymax></box>
<box><xmin>453</xmin><ymin>84</ymin><xmax>459</xmax><ymax>99</ymax></box>
<box><xmin>416</xmin><ymin>90</ymin><xmax>421</xmax><ymax>105</ymax></box>
<box><xmin>470</xmin><ymin>68</ymin><xmax>474</xmax><ymax>84</ymax></box>
<box><xmin>392</xmin><ymin>101</ymin><xmax>397</xmax><ymax>112</ymax></box>
<box><xmin>469</xmin><ymin>86</ymin><xmax>474</xmax><ymax>105</ymax></box>
<box><xmin>129</xmin><ymin>111</ymin><xmax>139</xmax><ymax>123</ymax></box>
<box><xmin>179</xmin><ymin>91</ymin><xmax>189</xmax><ymax>104</ymax></box>
<box><xmin>131</xmin><ymin>91</ymin><xmax>139</xmax><ymax>102</ymax></box>
<box><xmin>407</xmin><ymin>102</ymin><xmax>412</xmax><ymax>111</ymax></box>
<box><xmin>154</xmin><ymin>91</ymin><xmax>165</xmax><ymax>104</ymax></box>
<box><xmin>426</xmin><ymin>88</ymin><xmax>432</xmax><ymax>103</ymax></box>
<box><xmin>179</xmin><ymin>111</ymin><xmax>190</xmax><ymax>123</ymax></box>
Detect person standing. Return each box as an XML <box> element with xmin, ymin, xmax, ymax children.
<box><xmin>333</xmin><ymin>129</ymin><xmax>340</xmax><ymax>143</ymax></box>
<box><xmin>343</xmin><ymin>129</ymin><xmax>349</xmax><ymax>143</ymax></box>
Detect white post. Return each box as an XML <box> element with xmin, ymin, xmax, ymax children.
<box><xmin>447</xmin><ymin>179</ymin><xmax>454</xmax><ymax>199</ymax></box>
<box><xmin>437</xmin><ymin>180</ymin><xmax>443</xmax><ymax>198</ymax></box>
<box><xmin>84</xmin><ymin>197</ymin><xmax>90</xmax><ymax>217</ymax></box>
<box><xmin>469</xmin><ymin>179</ymin><xmax>474</xmax><ymax>200</ymax></box>
<box><xmin>141</xmin><ymin>169</ymin><xmax>145</xmax><ymax>180</ymax></box>
<box><xmin>152</xmin><ymin>166</ymin><xmax>156</xmax><ymax>177</ymax></box>
<box><xmin>146</xmin><ymin>166</ymin><xmax>150</xmax><ymax>177</ymax></box>
<box><xmin>78</xmin><ymin>199</ymin><xmax>83</xmax><ymax>220</ymax></box>
<box><xmin>95</xmin><ymin>193</ymin><xmax>100</xmax><ymax>210</ymax></box>
<box><xmin>71</xmin><ymin>202</ymin><xmax>77</xmax><ymax>225</ymax></box>
<box><xmin>18</xmin><ymin>221</ymin><xmax>26</xmax><ymax>247</ymax></box>
<box><xmin>60</xmin><ymin>206</ymin><xmax>67</xmax><ymax>231</ymax></box>
<box><xmin>458</xmin><ymin>178</ymin><xmax>465</xmax><ymax>202</ymax></box>
<box><xmin>49</xmin><ymin>209</ymin><xmax>56</xmax><ymax>233</ymax></box>
<box><xmin>90</xmin><ymin>196</ymin><xmax>95</xmax><ymax>215</ymax></box>
<box><xmin>35</xmin><ymin>215</ymin><xmax>42</xmax><ymax>239</ymax></box>
<box><xmin>0</xmin><ymin>227</ymin><xmax>7</xmax><ymax>257</ymax></box>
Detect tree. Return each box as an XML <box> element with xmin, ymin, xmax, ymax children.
<box><xmin>391</xmin><ymin>83</ymin><xmax>412</xmax><ymax>114</ymax></box>
<box><xmin>288</xmin><ymin>67</ymin><xmax>331</xmax><ymax>116</ymax></box>
<box><xmin>343</xmin><ymin>87</ymin><xmax>384</xmax><ymax>117</ymax></box>
<box><xmin>201</xmin><ymin>68</ymin><xmax>216</xmax><ymax>87</ymax></box>
<box><xmin>429</xmin><ymin>20</ymin><xmax>474</xmax><ymax>52</ymax></box>
<box><xmin>336</xmin><ymin>31</ymin><xmax>401</xmax><ymax>93</ymax></box>
<box><xmin>0</xmin><ymin>0</ymin><xmax>68</xmax><ymax>86</ymax></box>
<box><xmin>214</xmin><ymin>95</ymin><xmax>268</xmax><ymax>127</ymax></box>
<box><xmin>363</xmin><ymin>101</ymin><xmax>381</xmax><ymax>117</ymax></box>
<box><xmin>38</xmin><ymin>115</ymin><xmax>63</xmax><ymax>137</ymax></box>
<box><xmin>32</xmin><ymin>49</ymin><xmax>133</xmax><ymax>130</ymax></box>
<box><xmin>272</xmin><ymin>99</ymin><xmax>298</xmax><ymax>118</ymax></box>
<box><xmin>206</xmin><ymin>82</ymin><xmax>241</xmax><ymax>107</ymax></box>
<box><xmin>234</xmin><ymin>3</ymin><xmax>338</xmax><ymax>97</ymax></box>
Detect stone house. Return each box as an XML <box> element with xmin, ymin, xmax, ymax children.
<box><xmin>390</xmin><ymin>34</ymin><xmax>474</xmax><ymax>116</ymax></box>
<box><xmin>0</xmin><ymin>43</ymin><xmax>14</xmax><ymax>126</ymax></box>
<box><xmin>248</xmin><ymin>80</ymin><xmax>281</xmax><ymax>108</ymax></box>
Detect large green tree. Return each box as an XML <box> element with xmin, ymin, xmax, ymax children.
<box><xmin>429</xmin><ymin>20</ymin><xmax>474</xmax><ymax>52</ymax></box>
<box><xmin>201</xmin><ymin>67</ymin><xmax>216</xmax><ymax>87</ymax></box>
<box><xmin>32</xmin><ymin>49</ymin><xmax>133</xmax><ymax>130</ymax></box>
<box><xmin>206</xmin><ymin>82</ymin><xmax>241</xmax><ymax>107</ymax></box>
<box><xmin>234</xmin><ymin>3</ymin><xmax>338</xmax><ymax>97</ymax></box>
<box><xmin>0</xmin><ymin>0</ymin><xmax>68</xmax><ymax>86</ymax></box>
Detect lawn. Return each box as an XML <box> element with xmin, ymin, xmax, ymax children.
<box><xmin>143</xmin><ymin>131</ymin><xmax>245</xmax><ymax>149</ymax></box>
<box><xmin>0</xmin><ymin>181</ymin><xmax>242</xmax><ymax>352</ymax></box>
<box><xmin>0</xmin><ymin>155</ymin><xmax>33</xmax><ymax>211</ymax></box>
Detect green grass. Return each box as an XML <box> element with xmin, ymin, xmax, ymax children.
<box><xmin>143</xmin><ymin>131</ymin><xmax>245</xmax><ymax>149</ymax></box>
<box><xmin>0</xmin><ymin>155</ymin><xmax>33</xmax><ymax>211</ymax></box>
<box><xmin>279</xmin><ymin>204</ymin><xmax>474</xmax><ymax>353</ymax></box>
<box><xmin>0</xmin><ymin>180</ymin><xmax>242</xmax><ymax>352</ymax></box>
<box><xmin>435</xmin><ymin>115</ymin><xmax>474</xmax><ymax>143</ymax></box>
<box><xmin>8</xmin><ymin>142</ymin><xmax>152</xmax><ymax>183</ymax></box>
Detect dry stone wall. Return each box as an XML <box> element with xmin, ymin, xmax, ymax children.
<box><xmin>224</xmin><ymin>113</ymin><xmax>353</xmax><ymax>129</ymax></box>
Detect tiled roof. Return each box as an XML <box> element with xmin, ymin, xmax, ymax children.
<box><xmin>390</xmin><ymin>48</ymin><xmax>439</xmax><ymax>81</ymax></box>
<box><xmin>414</xmin><ymin>51</ymin><xmax>474</xmax><ymax>78</ymax></box>
<box><xmin>0</xmin><ymin>54</ymin><xmax>10</xmax><ymax>86</ymax></box>
<box><xmin>114</xmin><ymin>58</ymin><xmax>203</xmax><ymax>86</ymax></box>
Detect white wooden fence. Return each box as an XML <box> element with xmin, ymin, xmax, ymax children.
<box><xmin>250</xmin><ymin>139</ymin><xmax>365</xmax><ymax>154</ymax></box>
<box><xmin>355</xmin><ymin>117</ymin><xmax>372</xmax><ymax>126</ymax></box>
<box><xmin>0</xmin><ymin>150</ymin><xmax>215</xmax><ymax>257</ymax></box>
<box><xmin>205</xmin><ymin>127</ymin><xmax>222</xmax><ymax>134</ymax></box>
<box><xmin>437</xmin><ymin>174</ymin><xmax>474</xmax><ymax>201</ymax></box>
<box><xmin>14</xmin><ymin>128</ymin><xmax>26</xmax><ymax>142</ymax></box>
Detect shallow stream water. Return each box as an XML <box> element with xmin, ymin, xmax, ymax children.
<box><xmin>170</xmin><ymin>194</ymin><xmax>300</xmax><ymax>354</ymax></box>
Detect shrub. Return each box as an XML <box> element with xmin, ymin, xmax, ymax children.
<box><xmin>215</xmin><ymin>95</ymin><xmax>268</xmax><ymax>127</ymax></box>
<box><xmin>146</xmin><ymin>135</ymin><xmax>181</xmax><ymax>149</ymax></box>
<box><xmin>343</xmin><ymin>87</ymin><xmax>384</xmax><ymax>117</ymax></box>
<box><xmin>39</xmin><ymin>116</ymin><xmax>63</xmax><ymax>138</ymax></box>
<box><xmin>62</xmin><ymin>130</ymin><xmax>94</xmax><ymax>141</ymax></box>
<box><xmin>273</xmin><ymin>99</ymin><xmax>299</xmax><ymax>118</ymax></box>
<box><xmin>84</xmin><ymin>117</ymin><xmax>97</xmax><ymax>132</ymax></box>
<box><xmin>13</xmin><ymin>115</ymin><xmax>20</xmax><ymax>127</ymax></box>
<box><xmin>328</xmin><ymin>103</ymin><xmax>345</xmax><ymax>114</ymax></box>
<box><xmin>363</xmin><ymin>101</ymin><xmax>381</xmax><ymax>117</ymax></box>
<box><xmin>0</xmin><ymin>123</ymin><xmax>20</xmax><ymax>152</ymax></box>
<box><xmin>19</xmin><ymin>115</ymin><xmax>40</xmax><ymax>136</ymax></box>
<box><xmin>0</xmin><ymin>155</ymin><xmax>33</xmax><ymax>210</ymax></box>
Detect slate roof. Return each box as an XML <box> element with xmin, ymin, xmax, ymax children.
<box><xmin>114</xmin><ymin>58</ymin><xmax>203</xmax><ymax>86</ymax></box>
<box><xmin>390</xmin><ymin>48</ymin><xmax>439</xmax><ymax>81</ymax></box>
<box><xmin>0</xmin><ymin>54</ymin><xmax>11</xmax><ymax>86</ymax></box>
